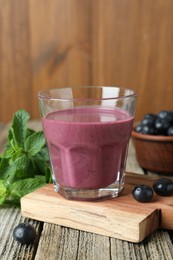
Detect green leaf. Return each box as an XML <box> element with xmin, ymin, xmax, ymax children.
<box><xmin>0</xmin><ymin>157</ymin><xmax>9</xmax><ymax>170</ymax></box>
<box><xmin>2</xmin><ymin>147</ymin><xmax>15</xmax><ymax>159</ymax></box>
<box><xmin>45</xmin><ymin>167</ymin><xmax>52</xmax><ymax>183</ymax></box>
<box><xmin>0</xmin><ymin>155</ymin><xmax>29</xmax><ymax>186</ymax></box>
<box><xmin>0</xmin><ymin>163</ymin><xmax>16</xmax><ymax>181</ymax></box>
<box><xmin>0</xmin><ymin>109</ymin><xmax>53</xmax><ymax>207</ymax></box>
<box><xmin>0</xmin><ymin>180</ymin><xmax>8</xmax><ymax>205</ymax></box>
<box><xmin>26</xmin><ymin>128</ymin><xmax>36</xmax><ymax>137</ymax></box>
<box><xmin>37</xmin><ymin>146</ymin><xmax>50</xmax><ymax>162</ymax></box>
<box><xmin>10</xmin><ymin>154</ymin><xmax>27</xmax><ymax>169</ymax></box>
<box><xmin>9</xmin><ymin>176</ymin><xmax>46</xmax><ymax>201</ymax></box>
<box><xmin>25</xmin><ymin>131</ymin><xmax>46</xmax><ymax>157</ymax></box>
<box><xmin>10</xmin><ymin>110</ymin><xmax>30</xmax><ymax>147</ymax></box>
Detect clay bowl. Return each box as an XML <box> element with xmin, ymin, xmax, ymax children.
<box><xmin>131</xmin><ymin>130</ymin><xmax>173</xmax><ymax>175</ymax></box>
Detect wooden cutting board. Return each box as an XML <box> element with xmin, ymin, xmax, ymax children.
<box><xmin>21</xmin><ymin>172</ymin><xmax>173</xmax><ymax>243</ymax></box>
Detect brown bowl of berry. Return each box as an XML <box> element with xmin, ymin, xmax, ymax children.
<box><xmin>132</xmin><ymin>110</ymin><xmax>173</xmax><ymax>174</ymax></box>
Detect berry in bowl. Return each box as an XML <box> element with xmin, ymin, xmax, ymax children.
<box><xmin>132</xmin><ymin>110</ymin><xmax>173</xmax><ymax>174</ymax></box>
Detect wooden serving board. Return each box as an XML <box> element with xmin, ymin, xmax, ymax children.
<box><xmin>21</xmin><ymin>173</ymin><xmax>173</xmax><ymax>243</ymax></box>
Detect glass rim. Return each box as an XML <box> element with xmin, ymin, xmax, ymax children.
<box><xmin>38</xmin><ymin>86</ymin><xmax>137</xmax><ymax>102</ymax></box>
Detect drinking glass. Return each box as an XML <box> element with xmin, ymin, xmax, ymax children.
<box><xmin>38</xmin><ymin>86</ymin><xmax>137</xmax><ymax>201</ymax></box>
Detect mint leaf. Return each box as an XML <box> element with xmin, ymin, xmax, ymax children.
<box><xmin>10</xmin><ymin>154</ymin><xmax>27</xmax><ymax>169</ymax></box>
<box><xmin>0</xmin><ymin>157</ymin><xmax>9</xmax><ymax>171</ymax></box>
<box><xmin>2</xmin><ymin>147</ymin><xmax>15</xmax><ymax>159</ymax></box>
<box><xmin>0</xmin><ymin>180</ymin><xmax>8</xmax><ymax>205</ymax></box>
<box><xmin>10</xmin><ymin>110</ymin><xmax>30</xmax><ymax>147</ymax></box>
<box><xmin>45</xmin><ymin>167</ymin><xmax>52</xmax><ymax>183</ymax></box>
<box><xmin>26</xmin><ymin>128</ymin><xmax>36</xmax><ymax>138</ymax></box>
<box><xmin>38</xmin><ymin>147</ymin><xmax>50</xmax><ymax>162</ymax></box>
<box><xmin>0</xmin><ymin>109</ymin><xmax>52</xmax><ymax>207</ymax></box>
<box><xmin>25</xmin><ymin>131</ymin><xmax>46</xmax><ymax>157</ymax></box>
<box><xmin>6</xmin><ymin>155</ymin><xmax>30</xmax><ymax>185</ymax></box>
<box><xmin>0</xmin><ymin>162</ymin><xmax>16</xmax><ymax>181</ymax></box>
<box><xmin>10</xmin><ymin>176</ymin><xmax>46</xmax><ymax>201</ymax></box>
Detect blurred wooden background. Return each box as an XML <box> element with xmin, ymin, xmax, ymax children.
<box><xmin>0</xmin><ymin>0</ymin><xmax>173</xmax><ymax>123</ymax></box>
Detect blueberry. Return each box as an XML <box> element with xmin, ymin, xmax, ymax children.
<box><xmin>141</xmin><ymin>118</ymin><xmax>155</xmax><ymax>126</ymax></box>
<box><xmin>134</xmin><ymin>124</ymin><xmax>143</xmax><ymax>133</ymax></box>
<box><xmin>135</xmin><ymin>110</ymin><xmax>173</xmax><ymax>136</ymax></box>
<box><xmin>169</xmin><ymin>110</ymin><xmax>173</xmax><ymax>118</ymax></box>
<box><xmin>167</xmin><ymin>126</ymin><xmax>173</xmax><ymax>136</ymax></box>
<box><xmin>13</xmin><ymin>223</ymin><xmax>36</xmax><ymax>245</ymax></box>
<box><xmin>140</xmin><ymin>125</ymin><xmax>155</xmax><ymax>135</ymax></box>
<box><xmin>134</xmin><ymin>124</ymin><xmax>156</xmax><ymax>135</ymax></box>
<box><xmin>157</xmin><ymin>110</ymin><xmax>173</xmax><ymax>122</ymax></box>
<box><xmin>153</xmin><ymin>178</ymin><xmax>173</xmax><ymax>196</ymax></box>
<box><xmin>154</xmin><ymin>118</ymin><xmax>171</xmax><ymax>135</ymax></box>
<box><xmin>142</xmin><ymin>113</ymin><xmax>157</xmax><ymax>126</ymax></box>
<box><xmin>132</xmin><ymin>185</ymin><xmax>154</xmax><ymax>202</ymax></box>
<box><xmin>144</xmin><ymin>113</ymin><xmax>157</xmax><ymax>120</ymax></box>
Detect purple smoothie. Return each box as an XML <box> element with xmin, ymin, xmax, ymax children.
<box><xmin>42</xmin><ymin>107</ymin><xmax>134</xmax><ymax>189</ymax></box>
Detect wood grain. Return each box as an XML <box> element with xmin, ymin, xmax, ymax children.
<box><xmin>0</xmin><ymin>207</ymin><xmax>42</xmax><ymax>260</ymax></box>
<box><xmin>92</xmin><ymin>0</ymin><xmax>173</xmax><ymax>121</ymax></box>
<box><xmin>20</xmin><ymin>172</ymin><xmax>173</xmax><ymax>243</ymax></box>
<box><xmin>0</xmin><ymin>0</ymin><xmax>173</xmax><ymax>122</ymax></box>
<box><xmin>1</xmin><ymin>207</ymin><xmax>173</xmax><ymax>260</ymax></box>
<box><xmin>29</xmin><ymin>0</ymin><xmax>92</xmax><ymax>119</ymax></box>
<box><xmin>0</xmin><ymin>0</ymin><xmax>32</xmax><ymax>122</ymax></box>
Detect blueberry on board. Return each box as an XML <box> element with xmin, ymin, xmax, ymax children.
<box><xmin>132</xmin><ymin>185</ymin><xmax>154</xmax><ymax>202</ymax></box>
<box><xmin>13</xmin><ymin>223</ymin><xmax>36</xmax><ymax>245</ymax></box>
<box><xmin>153</xmin><ymin>178</ymin><xmax>173</xmax><ymax>196</ymax></box>
<box><xmin>167</xmin><ymin>126</ymin><xmax>173</xmax><ymax>136</ymax></box>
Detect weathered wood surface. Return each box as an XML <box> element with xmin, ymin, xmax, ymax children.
<box><xmin>20</xmin><ymin>173</ymin><xmax>173</xmax><ymax>242</ymax></box>
<box><xmin>21</xmin><ymin>175</ymin><xmax>160</xmax><ymax>243</ymax></box>
<box><xmin>1</xmin><ymin>122</ymin><xmax>173</xmax><ymax>259</ymax></box>
<box><xmin>1</xmin><ymin>207</ymin><xmax>173</xmax><ymax>260</ymax></box>
<box><xmin>1</xmin><ymin>0</ymin><xmax>173</xmax><ymax>122</ymax></box>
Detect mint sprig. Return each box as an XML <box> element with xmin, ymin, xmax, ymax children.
<box><xmin>0</xmin><ymin>110</ymin><xmax>52</xmax><ymax>207</ymax></box>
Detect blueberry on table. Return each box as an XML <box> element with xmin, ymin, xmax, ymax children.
<box><xmin>153</xmin><ymin>178</ymin><xmax>173</xmax><ymax>196</ymax></box>
<box><xmin>13</xmin><ymin>223</ymin><xmax>36</xmax><ymax>245</ymax></box>
<box><xmin>132</xmin><ymin>185</ymin><xmax>154</xmax><ymax>202</ymax></box>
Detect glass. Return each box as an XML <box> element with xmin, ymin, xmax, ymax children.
<box><xmin>38</xmin><ymin>86</ymin><xmax>137</xmax><ymax>201</ymax></box>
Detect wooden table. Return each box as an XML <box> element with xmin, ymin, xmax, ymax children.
<box><xmin>0</xmin><ymin>121</ymin><xmax>173</xmax><ymax>260</ymax></box>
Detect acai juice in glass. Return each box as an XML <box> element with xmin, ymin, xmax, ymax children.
<box><xmin>38</xmin><ymin>86</ymin><xmax>136</xmax><ymax>201</ymax></box>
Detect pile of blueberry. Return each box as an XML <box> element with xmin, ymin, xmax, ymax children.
<box><xmin>132</xmin><ymin>178</ymin><xmax>173</xmax><ymax>203</ymax></box>
<box><xmin>134</xmin><ymin>110</ymin><xmax>173</xmax><ymax>136</ymax></box>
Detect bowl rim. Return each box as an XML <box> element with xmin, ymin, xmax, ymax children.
<box><xmin>131</xmin><ymin>130</ymin><xmax>173</xmax><ymax>142</ymax></box>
